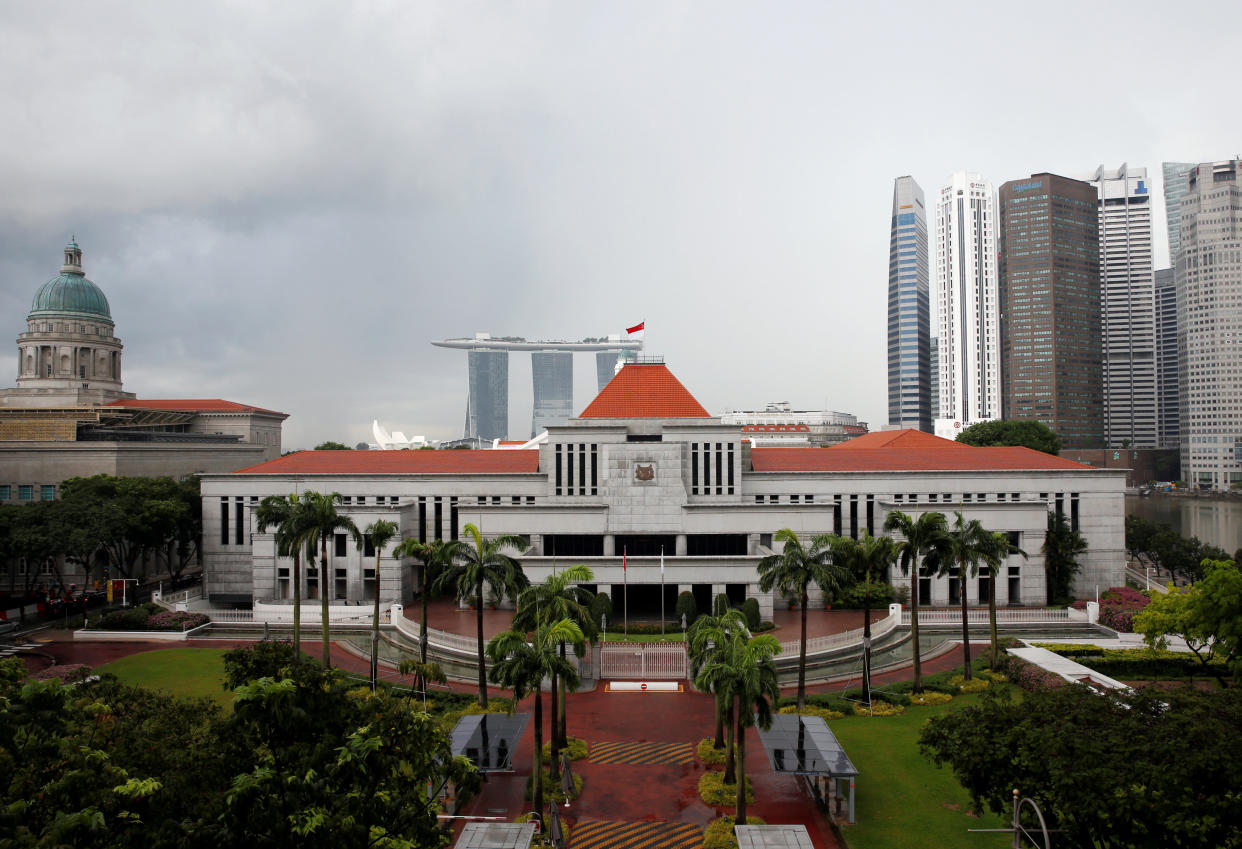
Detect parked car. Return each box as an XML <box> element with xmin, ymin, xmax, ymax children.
<box><xmin>0</xmin><ymin>619</ymin><xmax>18</xmax><ymax>636</ymax></box>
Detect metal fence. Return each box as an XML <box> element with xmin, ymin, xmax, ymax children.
<box><xmin>391</xmin><ymin>609</ymin><xmax>479</xmax><ymax>655</ymax></box>
<box><xmin>900</xmin><ymin>607</ymin><xmax>1071</xmax><ymax>625</ymax></box>
<box><xmin>599</xmin><ymin>642</ymin><xmax>687</xmax><ymax>679</ymax></box>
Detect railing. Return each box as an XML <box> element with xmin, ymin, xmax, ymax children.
<box><xmin>777</xmin><ymin>607</ymin><xmax>901</xmax><ymax>659</ymax></box>
<box><xmin>152</xmin><ymin>586</ymin><xmax>203</xmax><ymax>610</ymax></box>
<box><xmin>390</xmin><ymin>604</ymin><xmax>479</xmax><ymax>655</ymax></box>
<box><xmin>900</xmin><ymin>607</ymin><xmax>1072</xmax><ymax>625</ymax></box>
<box><xmin>206</xmin><ymin>610</ymin><xmax>255</xmax><ymax>623</ymax></box>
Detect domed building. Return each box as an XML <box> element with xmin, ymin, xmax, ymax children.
<box><xmin>8</xmin><ymin>239</ymin><xmax>133</xmax><ymax>407</ymax></box>
<box><xmin>1</xmin><ymin>240</ymin><xmax>288</xmax><ymax>596</ymax></box>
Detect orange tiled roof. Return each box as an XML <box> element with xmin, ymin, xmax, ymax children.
<box><xmin>752</xmin><ymin>429</ymin><xmax>1094</xmax><ymax>472</ymax></box>
<box><xmin>234</xmin><ymin>449</ymin><xmax>539</xmax><ymax>475</ymax></box>
<box><xmin>579</xmin><ymin>364</ymin><xmax>711</xmax><ymax>418</ymax></box>
<box><xmin>106</xmin><ymin>398</ymin><xmax>286</xmax><ymax>417</ymax></box>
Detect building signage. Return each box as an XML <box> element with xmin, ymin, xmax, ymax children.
<box><xmin>1013</xmin><ymin>180</ymin><xmax>1043</xmax><ymax>192</ymax></box>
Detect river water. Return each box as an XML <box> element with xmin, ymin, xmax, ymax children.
<box><xmin>1125</xmin><ymin>495</ymin><xmax>1242</xmax><ymax>553</ymax></box>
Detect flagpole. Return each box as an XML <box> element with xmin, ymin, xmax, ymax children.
<box><xmin>623</xmin><ymin>546</ymin><xmax>628</xmax><ymax>636</ymax></box>
<box><xmin>660</xmin><ymin>546</ymin><xmax>665</xmax><ymax>637</ymax></box>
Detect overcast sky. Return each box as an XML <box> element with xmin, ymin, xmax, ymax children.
<box><xmin>2</xmin><ymin>1</ymin><xmax>1239</xmax><ymax>450</ymax></box>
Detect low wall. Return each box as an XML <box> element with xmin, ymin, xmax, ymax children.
<box><xmin>253</xmin><ymin>599</ymin><xmax>386</xmax><ymax>623</ymax></box>
<box><xmin>73</xmin><ymin>621</ymin><xmax>212</xmax><ymax>641</ymax></box>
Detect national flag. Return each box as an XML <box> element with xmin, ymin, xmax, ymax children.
<box><xmin>622</xmin><ymin>547</ymin><xmax>627</xmax><ymax>571</ymax></box>
<box><xmin>626</xmin><ymin>321</ymin><xmax>645</xmax><ymax>335</ymax></box>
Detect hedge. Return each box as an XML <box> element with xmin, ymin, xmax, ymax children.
<box><xmin>1031</xmin><ymin>644</ymin><xmax>1228</xmax><ymax>680</ymax></box>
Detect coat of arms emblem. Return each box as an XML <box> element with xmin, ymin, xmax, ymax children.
<box><xmin>634</xmin><ymin>464</ymin><xmax>655</xmax><ymax>481</ymax></box>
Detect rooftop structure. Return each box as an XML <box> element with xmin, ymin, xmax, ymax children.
<box><xmin>720</xmin><ymin>402</ymin><xmax>868</xmax><ymax>446</ymax></box>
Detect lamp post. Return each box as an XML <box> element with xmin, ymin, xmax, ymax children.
<box><xmin>601</xmin><ymin>613</ymin><xmax>606</xmax><ymax>644</ymax></box>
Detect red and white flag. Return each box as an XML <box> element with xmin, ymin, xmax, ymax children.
<box><xmin>622</xmin><ymin>547</ymin><xmax>627</xmax><ymax>572</ymax></box>
<box><xmin>626</xmin><ymin>321</ymin><xmax>645</xmax><ymax>340</ymax></box>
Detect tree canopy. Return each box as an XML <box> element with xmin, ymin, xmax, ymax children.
<box><xmin>1125</xmin><ymin>515</ymin><xmax>1228</xmax><ymax>584</ymax></box>
<box><xmin>313</xmin><ymin>441</ymin><xmax>350</xmax><ymax>450</ymax></box>
<box><xmin>1133</xmin><ymin>558</ymin><xmax>1241</xmax><ymax>686</ymax></box>
<box><xmin>920</xmin><ymin>684</ymin><xmax>1242</xmax><ymax>849</ymax></box>
<box><xmin>954</xmin><ymin>419</ymin><xmax>1062</xmax><ymax>455</ymax></box>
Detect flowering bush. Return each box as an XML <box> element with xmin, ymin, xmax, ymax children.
<box><xmin>853</xmin><ymin>701</ymin><xmax>905</xmax><ymax>717</ymax></box>
<box><xmin>1006</xmin><ymin>656</ymin><xmax>1067</xmax><ymax>692</ymax></box>
<box><xmin>948</xmin><ymin>673</ymin><xmax>993</xmax><ymax>693</ymax></box>
<box><xmin>146</xmin><ymin>611</ymin><xmax>209</xmax><ymax>631</ymax></box>
<box><xmin>778</xmin><ymin>705</ymin><xmax>845</xmax><ymax>720</ymax></box>
<box><xmin>1098</xmin><ymin>586</ymin><xmax>1150</xmax><ymax>632</ymax></box>
<box><xmin>909</xmin><ymin>691</ymin><xmax>953</xmax><ymax>706</ymax></box>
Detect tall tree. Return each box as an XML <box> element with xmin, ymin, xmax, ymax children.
<box><xmin>1042</xmin><ymin>511</ymin><xmax>1087</xmax><ymax>604</ymax></box>
<box><xmin>512</xmin><ymin>563</ymin><xmax>596</xmax><ymax>770</ymax></box>
<box><xmin>392</xmin><ymin>537</ymin><xmax>453</xmax><ymax>666</ymax></box>
<box><xmin>756</xmin><ymin>529</ymin><xmax>849</xmax><ymax>710</ymax></box>
<box><xmin>689</xmin><ymin>605</ymin><xmax>751</xmax><ymax>774</ymax></box>
<box><xmin>255</xmin><ymin>493</ymin><xmax>313</xmax><ymax>662</ymax></box>
<box><xmin>486</xmin><ymin>618</ymin><xmax>582</xmax><ymax>831</ymax></box>
<box><xmin>942</xmin><ymin>512</ymin><xmax>994</xmax><ymax>680</ymax></box>
<box><xmin>981</xmin><ymin>531</ymin><xmax>1027</xmax><ymax>668</ymax></box>
<box><xmin>883</xmin><ymin>510</ymin><xmax>949</xmax><ymax>693</ymax></box>
<box><xmin>954</xmin><ymin>419</ymin><xmax>1062</xmax><ymax>455</ymax></box>
<box><xmin>301</xmin><ymin>491</ymin><xmax>360</xmax><ymax>668</ymax></box>
<box><xmin>436</xmin><ymin>523</ymin><xmax>530</xmax><ymax>708</ymax></box>
<box><xmin>731</xmin><ymin>632</ymin><xmax>781</xmax><ymax>825</ymax></box>
<box><xmin>1133</xmin><ymin>559</ymin><xmax>1241</xmax><ymax>687</ymax></box>
<box><xmin>360</xmin><ymin>518</ymin><xmax>400</xmax><ymax>692</ymax></box>
<box><xmin>829</xmin><ymin>531</ymin><xmax>897</xmax><ymax>703</ymax></box>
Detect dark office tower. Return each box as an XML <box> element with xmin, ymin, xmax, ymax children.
<box><xmin>464</xmin><ymin>350</ymin><xmax>508</xmax><ymax>441</ymax></box>
<box><xmin>596</xmin><ymin>351</ymin><xmax>620</xmax><ymax>391</ymax></box>
<box><xmin>887</xmin><ymin>176</ymin><xmax>932</xmax><ymax>431</ymax></box>
<box><xmin>531</xmin><ymin>351</ymin><xmax>573</xmax><ymax>437</ymax></box>
<box><xmin>1154</xmin><ymin>268</ymin><xmax>1179</xmax><ymax>449</ymax></box>
<box><xmin>998</xmin><ymin>174</ymin><xmax>1104</xmax><ymax>448</ymax></box>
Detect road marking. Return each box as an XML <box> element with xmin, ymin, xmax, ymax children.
<box><xmin>570</xmin><ymin>820</ymin><xmax>701</xmax><ymax>849</ymax></box>
<box><xmin>588</xmin><ymin>741</ymin><xmax>696</xmax><ymax>765</ymax></box>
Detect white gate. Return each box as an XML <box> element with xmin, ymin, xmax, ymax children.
<box><xmin>599</xmin><ymin>643</ymin><xmax>688</xmax><ymax>680</ymax></box>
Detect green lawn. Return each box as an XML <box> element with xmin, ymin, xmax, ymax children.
<box><xmin>832</xmin><ymin>693</ymin><xmax>1011</xmax><ymax>849</ymax></box>
<box><xmin>96</xmin><ymin>648</ymin><xmax>233</xmax><ymax>709</ymax></box>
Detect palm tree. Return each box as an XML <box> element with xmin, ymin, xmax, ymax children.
<box><xmin>360</xmin><ymin>518</ymin><xmax>400</xmax><ymax>691</ymax></box>
<box><xmin>697</xmin><ymin>628</ymin><xmax>780</xmax><ymax>822</ymax></box>
<box><xmin>254</xmin><ymin>493</ymin><xmax>312</xmax><ymax>662</ymax></box>
<box><xmin>942</xmin><ymin>512</ymin><xmax>994</xmax><ymax>680</ymax></box>
<box><xmin>883</xmin><ymin>510</ymin><xmax>949</xmax><ymax>693</ymax></box>
<box><xmin>486</xmin><ymin>618</ymin><xmax>583</xmax><ymax>832</ymax></box>
<box><xmin>982</xmin><ymin>531</ymin><xmax>1028</xmax><ymax>669</ymax></box>
<box><xmin>398</xmin><ymin>657</ymin><xmax>446</xmax><ymax>709</ymax></box>
<box><xmin>436</xmin><ymin>522</ymin><xmax>530</xmax><ymax>708</ymax></box>
<box><xmin>688</xmin><ymin>604</ymin><xmax>751</xmax><ymax>771</ymax></box>
<box><xmin>1042</xmin><ymin>511</ymin><xmax>1087</xmax><ymax>605</ymax></box>
<box><xmin>512</xmin><ymin>563</ymin><xmax>596</xmax><ymax>772</ymax></box>
<box><xmin>829</xmin><ymin>531</ymin><xmax>897</xmax><ymax>703</ymax></box>
<box><xmin>391</xmin><ymin>537</ymin><xmax>452</xmax><ymax>666</ymax></box>
<box><xmin>301</xmin><ymin>491</ymin><xmax>360</xmax><ymax>668</ymax></box>
<box><xmin>756</xmin><ymin>529</ymin><xmax>850</xmax><ymax>711</ymax></box>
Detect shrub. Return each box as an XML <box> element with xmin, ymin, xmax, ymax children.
<box><xmin>526</xmin><ymin>769</ymin><xmax>583</xmax><ymax>802</ymax></box>
<box><xmin>741</xmin><ymin>598</ymin><xmax>761</xmax><ymax>629</ymax></box>
<box><xmin>778</xmin><ymin>693</ymin><xmax>852</xmax><ymax>715</ymax></box>
<box><xmin>223</xmin><ymin>640</ymin><xmax>303</xmax><ymax>688</ymax></box>
<box><xmin>948</xmin><ymin>675</ymin><xmax>991</xmax><ymax>694</ymax></box>
<box><xmin>542</xmin><ymin>736</ymin><xmax>588</xmax><ymax>763</ymax></box>
<box><xmin>835</xmin><ymin>582</ymin><xmax>897</xmax><ymax>609</ymax></box>
<box><xmin>147</xmin><ymin>611</ymin><xmax>209</xmax><ymax>631</ymax></box>
<box><xmin>853</xmin><ymin>701</ymin><xmax>905</xmax><ymax>716</ymax></box>
<box><xmin>697</xmin><ymin>738</ymin><xmax>728</xmax><ymax>765</ymax></box>
<box><xmin>1095</xmin><ymin>585</ymin><xmax>1151</xmax><ymax>632</ymax></box>
<box><xmin>95</xmin><ymin>604</ymin><xmax>160</xmax><ymax>630</ymax></box>
<box><xmin>675</xmin><ymin>591</ymin><xmax>698</xmax><ymax>627</ymax></box>
<box><xmin>1003</xmin><ymin>655</ymin><xmax>1067</xmax><ymax>692</ymax></box>
<box><xmin>590</xmin><ymin>592</ymin><xmax>613</xmax><ymax>630</ymax></box>
<box><xmin>778</xmin><ymin>705</ymin><xmax>845</xmax><ymax>720</ymax></box>
<box><xmin>909</xmin><ymin>691</ymin><xmax>953</xmax><ymax>706</ymax></box>
<box><xmin>698</xmin><ymin>771</ymin><xmax>754</xmax><ymax>806</ymax></box>
<box><xmin>753</xmin><ymin>621</ymin><xmax>775</xmax><ymax>633</ymax></box>
<box><xmin>843</xmin><ymin>687</ymin><xmax>910</xmax><ymax>706</ymax></box>
<box><xmin>1035</xmin><ymin>645</ymin><xmax>1228</xmax><ymax>680</ymax></box>
<box><xmin>617</xmin><ymin>622</ymin><xmax>681</xmax><ymax>635</ymax></box>
<box><xmin>703</xmin><ymin>815</ymin><xmax>765</xmax><ymax>849</ymax></box>
<box><xmin>713</xmin><ymin>593</ymin><xmax>732</xmax><ymax>616</ymax></box>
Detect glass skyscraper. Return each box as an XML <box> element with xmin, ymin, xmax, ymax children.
<box><xmin>531</xmin><ymin>352</ymin><xmax>573</xmax><ymax>437</ymax></box>
<box><xmin>464</xmin><ymin>350</ymin><xmax>508</xmax><ymax>441</ymax></box>
<box><xmin>887</xmin><ymin>176</ymin><xmax>931</xmax><ymax>432</ymax></box>
<box><xmin>1162</xmin><ymin>162</ymin><xmax>1194</xmax><ymax>263</ymax></box>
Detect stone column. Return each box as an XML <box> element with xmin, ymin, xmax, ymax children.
<box><xmin>675</xmin><ymin>534</ymin><xmax>687</xmax><ymax>556</ymax></box>
<box><xmin>603</xmin><ymin>534</ymin><xmax>615</xmax><ymax>557</ymax></box>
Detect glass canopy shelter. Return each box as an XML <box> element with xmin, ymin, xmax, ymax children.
<box><xmin>755</xmin><ymin>714</ymin><xmax>859</xmax><ymax>823</ymax></box>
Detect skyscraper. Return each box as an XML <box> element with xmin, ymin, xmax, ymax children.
<box><xmin>1154</xmin><ymin>267</ymin><xmax>1179</xmax><ymax>450</ymax></box>
<box><xmin>929</xmin><ymin>336</ymin><xmax>940</xmax><ymax>419</ymax></box>
<box><xmin>596</xmin><ymin>351</ymin><xmax>620</xmax><ymax>391</ymax></box>
<box><xmin>1162</xmin><ymin>161</ymin><xmax>1195</xmax><ymax>263</ymax></box>
<box><xmin>531</xmin><ymin>351</ymin><xmax>573</xmax><ymax>436</ymax></box>
<box><xmin>464</xmin><ymin>350</ymin><xmax>508</xmax><ymax>441</ymax></box>
<box><xmin>997</xmin><ymin>173</ymin><xmax>1103</xmax><ymax>448</ymax></box>
<box><xmin>1090</xmin><ymin>164</ymin><xmax>1157</xmax><ymax>448</ymax></box>
<box><xmin>887</xmin><ymin>176</ymin><xmax>932</xmax><ymax>432</ymax></box>
<box><xmin>935</xmin><ymin>172</ymin><xmax>1000</xmax><ymax>434</ymax></box>
<box><xmin>1176</xmin><ymin>159</ymin><xmax>1242</xmax><ymax>490</ymax></box>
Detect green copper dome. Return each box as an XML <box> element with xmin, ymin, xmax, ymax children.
<box><xmin>29</xmin><ymin>241</ymin><xmax>112</xmax><ymax>322</ymax></box>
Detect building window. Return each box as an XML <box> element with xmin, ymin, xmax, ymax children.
<box><xmin>220</xmin><ymin>497</ymin><xmax>230</xmax><ymax>544</ymax></box>
<box><xmin>40</xmin><ymin>485</ymin><xmax>56</xmax><ymax>501</ymax></box>
<box><xmin>334</xmin><ymin>533</ymin><xmax>348</xmax><ymax>557</ymax></box>
<box><xmin>0</xmin><ymin>485</ymin><xmax>9</xmax><ymax>500</ymax></box>
<box><xmin>805</xmin><ymin>494</ymin><xmax>814</xmax><ymax>503</ymax></box>
<box><xmin>18</xmin><ymin>485</ymin><xmax>34</xmax><ymax>501</ymax></box>
<box><xmin>363</xmin><ymin>534</ymin><xmax>375</xmax><ymax>558</ymax></box>
<box><xmin>235</xmin><ymin>500</ymin><xmax>244</xmax><ymax>545</ymax></box>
